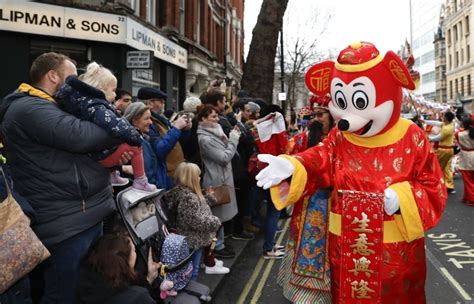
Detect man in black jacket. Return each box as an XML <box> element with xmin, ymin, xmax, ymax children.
<box><xmin>0</xmin><ymin>52</ymin><xmax>128</xmax><ymax>304</ymax></box>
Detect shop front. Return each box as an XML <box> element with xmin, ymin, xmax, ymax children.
<box><xmin>0</xmin><ymin>1</ymin><xmax>187</xmax><ymax>109</ymax></box>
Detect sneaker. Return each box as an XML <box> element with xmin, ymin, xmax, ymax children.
<box><xmin>448</xmin><ymin>188</ymin><xmax>456</xmax><ymax>194</ymax></box>
<box><xmin>214</xmin><ymin>259</ymin><xmax>224</xmax><ymax>267</ymax></box>
<box><xmin>110</xmin><ymin>170</ymin><xmax>129</xmax><ymax>186</ymax></box>
<box><xmin>273</xmin><ymin>244</ymin><xmax>285</xmax><ymax>251</ymax></box>
<box><xmin>214</xmin><ymin>247</ymin><xmax>235</xmax><ymax>259</ymax></box>
<box><xmin>232</xmin><ymin>231</ymin><xmax>255</xmax><ymax>241</ymax></box>
<box><xmin>132</xmin><ymin>176</ymin><xmax>157</xmax><ymax>192</ymax></box>
<box><xmin>205</xmin><ymin>265</ymin><xmax>230</xmax><ymax>274</ymax></box>
<box><xmin>263</xmin><ymin>249</ymin><xmax>285</xmax><ymax>260</ymax></box>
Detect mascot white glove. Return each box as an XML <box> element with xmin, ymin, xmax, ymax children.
<box><xmin>383</xmin><ymin>188</ymin><xmax>400</xmax><ymax>216</ymax></box>
<box><xmin>255</xmin><ymin>154</ymin><xmax>294</xmax><ymax>190</ymax></box>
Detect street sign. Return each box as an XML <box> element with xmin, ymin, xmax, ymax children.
<box><xmin>126</xmin><ymin>50</ymin><xmax>153</xmax><ymax>69</ymax></box>
<box><xmin>278</xmin><ymin>92</ymin><xmax>287</xmax><ymax>101</ymax></box>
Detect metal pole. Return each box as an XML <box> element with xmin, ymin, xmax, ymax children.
<box><xmin>280</xmin><ymin>25</ymin><xmax>285</xmax><ymax>111</ymax></box>
<box><xmin>409</xmin><ymin>0</ymin><xmax>413</xmax><ymax>46</ymax></box>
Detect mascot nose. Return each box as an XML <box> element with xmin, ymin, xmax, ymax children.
<box><xmin>338</xmin><ymin>119</ymin><xmax>350</xmax><ymax>131</ymax></box>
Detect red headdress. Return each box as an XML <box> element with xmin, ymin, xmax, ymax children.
<box><xmin>310</xmin><ymin>94</ymin><xmax>331</xmax><ymax>110</ymax></box>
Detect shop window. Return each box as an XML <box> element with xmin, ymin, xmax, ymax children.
<box><xmin>30</xmin><ymin>40</ymin><xmax>88</xmax><ymax>72</ymax></box>
<box><xmin>172</xmin><ymin>69</ymin><xmax>179</xmax><ymax>110</ymax></box>
<box><xmin>132</xmin><ymin>60</ymin><xmax>160</xmax><ymax>98</ymax></box>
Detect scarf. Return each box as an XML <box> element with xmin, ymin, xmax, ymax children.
<box><xmin>198</xmin><ymin>121</ymin><xmax>228</xmax><ymax>144</ymax></box>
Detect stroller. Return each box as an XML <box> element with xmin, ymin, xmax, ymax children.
<box><xmin>115</xmin><ymin>187</ymin><xmax>212</xmax><ymax>303</ymax></box>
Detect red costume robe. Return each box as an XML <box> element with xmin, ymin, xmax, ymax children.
<box><xmin>271</xmin><ymin>118</ymin><xmax>446</xmax><ymax>303</ymax></box>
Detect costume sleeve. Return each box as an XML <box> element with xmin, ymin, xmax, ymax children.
<box><xmin>388</xmin><ymin>128</ymin><xmax>447</xmax><ymax>242</ymax></box>
<box><xmin>269</xmin><ymin>129</ymin><xmax>336</xmax><ymax>209</ymax></box>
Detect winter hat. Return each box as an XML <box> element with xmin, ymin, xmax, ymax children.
<box><xmin>123</xmin><ymin>101</ymin><xmax>148</xmax><ymax>123</ymax></box>
<box><xmin>248</xmin><ymin>101</ymin><xmax>260</xmax><ymax>114</ymax></box>
<box><xmin>183</xmin><ymin>96</ymin><xmax>202</xmax><ymax>113</ymax></box>
<box><xmin>137</xmin><ymin>87</ymin><xmax>167</xmax><ymax>100</ymax></box>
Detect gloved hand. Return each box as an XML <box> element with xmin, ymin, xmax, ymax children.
<box><xmin>384</xmin><ymin>188</ymin><xmax>400</xmax><ymax>216</ymax></box>
<box><xmin>255</xmin><ymin>154</ymin><xmax>294</xmax><ymax>189</ymax></box>
<box><xmin>229</xmin><ymin>128</ymin><xmax>241</xmax><ymax>141</ymax></box>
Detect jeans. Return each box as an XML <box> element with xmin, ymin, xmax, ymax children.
<box><xmin>191</xmin><ymin>248</ymin><xmax>203</xmax><ymax>281</ymax></box>
<box><xmin>215</xmin><ymin>226</ymin><xmax>225</xmax><ymax>251</ymax></box>
<box><xmin>263</xmin><ymin>197</ymin><xmax>280</xmax><ymax>252</ymax></box>
<box><xmin>31</xmin><ymin>223</ymin><xmax>103</xmax><ymax>304</ymax></box>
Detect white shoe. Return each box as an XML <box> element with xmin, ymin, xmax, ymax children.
<box><xmin>214</xmin><ymin>259</ymin><xmax>224</xmax><ymax>267</ymax></box>
<box><xmin>205</xmin><ymin>265</ymin><xmax>230</xmax><ymax>274</ymax></box>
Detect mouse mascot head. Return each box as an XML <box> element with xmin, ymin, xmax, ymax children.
<box><xmin>305</xmin><ymin>41</ymin><xmax>415</xmax><ymax>137</ymax></box>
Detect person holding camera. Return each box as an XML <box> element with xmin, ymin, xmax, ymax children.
<box><xmin>137</xmin><ymin>87</ymin><xmax>192</xmax><ymax>190</ymax></box>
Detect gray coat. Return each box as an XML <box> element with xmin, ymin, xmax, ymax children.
<box><xmin>197</xmin><ymin>122</ymin><xmax>239</xmax><ymax>223</ymax></box>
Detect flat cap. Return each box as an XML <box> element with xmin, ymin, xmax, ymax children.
<box><xmin>137</xmin><ymin>87</ymin><xmax>167</xmax><ymax>100</ymax></box>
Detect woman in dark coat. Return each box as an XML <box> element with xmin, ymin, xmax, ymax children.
<box><xmin>76</xmin><ymin>233</ymin><xmax>160</xmax><ymax>304</ymax></box>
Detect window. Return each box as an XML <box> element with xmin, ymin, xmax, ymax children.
<box><xmin>131</xmin><ymin>0</ymin><xmax>140</xmax><ymax>16</ymax></box>
<box><xmin>172</xmin><ymin>69</ymin><xmax>179</xmax><ymax>110</ymax></box>
<box><xmin>467</xmin><ymin>45</ymin><xmax>470</xmax><ymax>62</ymax></box>
<box><xmin>459</xmin><ymin>21</ymin><xmax>463</xmax><ymax>37</ymax></box>
<box><xmin>456</xmin><ymin>51</ymin><xmax>459</xmax><ymax>67</ymax></box>
<box><xmin>146</xmin><ymin>0</ymin><xmax>156</xmax><ymax>25</ymax></box>
<box><xmin>421</xmin><ymin>50</ymin><xmax>434</xmax><ymax>63</ymax></box>
<box><xmin>450</xmin><ymin>80</ymin><xmax>453</xmax><ymax>99</ymax></box>
<box><xmin>447</xmin><ymin>29</ymin><xmax>452</xmax><ymax>45</ymax></box>
<box><xmin>466</xmin><ymin>16</ymin><xmax>470</xmax><ymax>35</ymax></box>
<box><xmin>179</xmin><ymin>0</ymin><xmax>185</xmax><ymax>35</ymax></box>
<box><xmin>449</xmin><ymin>54</ymin><xmax>452</xmax><ymax>70</ymax></box>
<box><xmin>468</xmin><ymin>75</ymin><xmax>472</xmax><ymax>95</ymax></box>
<box><xmin>196</xmin><ymin>0</ymin><xmax>200</xmax><ymax>43</ymax></box>
<box><xmin>455</xmin><ymin>78</ymin><xmax>459</xmax><ymax>95</ymax></box>
<box><xmin>422</xmin><ymin>71</ymin><xmax>435</xmax><ymax>84</ymax></box>
<box><xmin>454</xmin><ymin>25</ymin><xmax>458</xmax><ymax>42</ymax></box>
<box><xmin>461</xmin><ymin>77</ymin><xmax>465</xmax><ymax>96</ymax></box>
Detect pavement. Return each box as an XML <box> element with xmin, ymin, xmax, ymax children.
<box><xmin>196</xmin><ymin>236</ymin><xmax>251</xmax><ymax>297</ymax></box>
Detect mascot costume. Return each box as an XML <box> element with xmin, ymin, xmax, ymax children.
<box><xmin>256</xmin><ymin>41</ymin><xmax>447</xmax><ymax>303</ymax></box>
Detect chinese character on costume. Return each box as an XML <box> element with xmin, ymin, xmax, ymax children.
<box><xmin>256</xmin><ymin>42</ymin><xmax>447</xmax><ymax>303</ymax></box>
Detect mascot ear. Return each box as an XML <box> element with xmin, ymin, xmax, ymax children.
<box><xmin>382</xmin><ymin>51</ymin><xmax>416</xmax><ymax>90</ymax></box>
<box><xmin>305</xmin><ymin>61</ymin><xmax>335</xmax><ymax>96</ymax></box>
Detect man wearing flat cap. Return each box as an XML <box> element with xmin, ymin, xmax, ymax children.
<box><xmin>137</xmin><ymin>87</ymin><xmax>191</xmax><ymax>189</ymax></box>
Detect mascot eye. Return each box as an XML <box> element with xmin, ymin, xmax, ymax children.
<box><xmin>352</xmin><ymin>91</ymin><xmax>368</xmax><ymax>110</ymax></box>
<box><xmin>334</xmin><ymin>91</ymin><xmax>347</xmax><ymax>109</ymax></box>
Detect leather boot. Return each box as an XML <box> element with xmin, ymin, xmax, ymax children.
<box><xmin>243</xmin><ymin>216</ymin><xmax>260</xmax><ymax>233</ymax></box>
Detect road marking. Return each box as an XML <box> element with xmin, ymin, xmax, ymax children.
<box><xmin>250</xmin><ymin>219</ymin><xmax>290</xmax><ymax>304</ymax></box>
<box><xmin>426</xmin><ymin>247</ymin><xmax>473</xmax><ymax>301</ymax></box>
<box><xmin>237</xmin><ymin>245</ymin><xmax>266</xmax><ymax>303</ymax></box>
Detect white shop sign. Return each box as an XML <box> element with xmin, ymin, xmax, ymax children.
<box><xmin>126</xmin><ymin>51</ymin><xmax>153</xmax><ymax>69</ymax></box>
<box><xmin>126</xmin><ymin>18</ymin><xmax>187</xmax><ymax>69</ymax></box>
<box><xmin>0</xmin><ymin>1</ymin><xmax>126</xmax><ymax>43</ymax></box>
<box><xmin>0</xmin><ymin>1</ymin><xmax>188</xmax><ymax>68</ymax></box>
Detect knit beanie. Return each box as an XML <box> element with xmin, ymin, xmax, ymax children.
<box><xmin>123</xmin><ymin>101</ymin><xmax>148</xmax><ymax>123</ymax></box>
<box><xmin>248</xmin><ymin>101</ymin><xmax>261</xmax><ymax>114</ymax></box>
<box><xmin>183</xmin><ymin>96</ymin><xmax>202</xmax><ymax>113</ymax></box>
